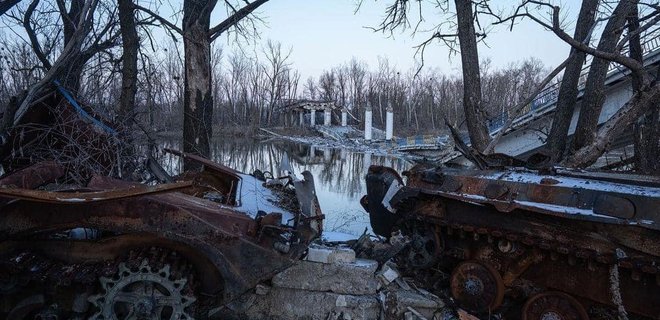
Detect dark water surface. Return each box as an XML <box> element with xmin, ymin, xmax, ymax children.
<box><xmin>158</xmin><ymin>138</ymin><xmax>412</xmax><ymax>236</ymax></box>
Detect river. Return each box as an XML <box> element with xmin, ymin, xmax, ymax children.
<box><xmin>157</xmin><ymin>138</ymin><xmax>412</xmax><ymax>236</ymax></box>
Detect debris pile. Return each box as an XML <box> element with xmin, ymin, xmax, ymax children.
<box><xmin>223</xmin><ymin>240</ymin><xmax>456</xmax><ymax>320</ymax></box>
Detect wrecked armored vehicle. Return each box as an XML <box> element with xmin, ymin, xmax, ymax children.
<box><xmin>363</xmin><ymin>164</ymin><xmax>659</xmax><ymax>319</ymax></box>
<box><xmin>0</xmin><ymin>150</ymin><xmax>322</xmax><ymax>319</ymax></box>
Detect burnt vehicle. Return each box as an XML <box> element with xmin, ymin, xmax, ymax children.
<box><xmin>0</xmin><ymin>150</ymin><xmax>323</xmax><ymax>319</ymax></box>
<box><xmin>363</xmin><ymin>164</ymin><xmax>660</xmax><ymax>319</ymax></box>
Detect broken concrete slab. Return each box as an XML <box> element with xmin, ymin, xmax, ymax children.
<box><xmin>384</xmin><ymin>290</ymin><xmax>445</xmax><ymax>319</ymax></box>
<box><xmin>225</xmin><ymin>287</ymin><xmax>381</xmax><ymax>320</ymax></box>
<box><xmin>377</xmin><ymin>262</ymin><xmax>400</xmax><ymax>286</ymax></box>
<box><xmin>307</xmin><ymin>244</ymin><xmax>356</xmax><ymax>264</ymax></box>
<box><xmin>272</xmin><ymin>259</ymin><xmax>379</xmax><ymax>295</ymax></box>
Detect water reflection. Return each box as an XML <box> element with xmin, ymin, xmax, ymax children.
<box><xmin>156</xmin><ymin>138</ymin><xmax>412</xmax><ymax>236</ymax></box>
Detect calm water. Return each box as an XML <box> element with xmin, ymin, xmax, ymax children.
<box><xmin>157</xmin><ymin>138</ymin><xmax>412</xmax><ymax>236</ymax></box>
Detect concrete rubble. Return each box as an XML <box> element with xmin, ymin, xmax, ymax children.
<box><xmin>222</xmin><ymin>244</ymin><xmax>452</xmax><ymax>320</ymax></box>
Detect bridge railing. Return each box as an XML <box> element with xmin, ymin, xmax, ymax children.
<box><xmin>488</xmin><ymin>25</ymin><xmax>660</xmax><ymax>134</ymax></box>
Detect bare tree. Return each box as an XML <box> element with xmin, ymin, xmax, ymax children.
<box><xmin>138</xmin><ymin>0</ymin><xmax>270</xmax><ymax>169</ymax></box>
<box><xmin>262</xmin><ymin>40</ymin><xmax>292</xmax><ymax>124</ymax></box>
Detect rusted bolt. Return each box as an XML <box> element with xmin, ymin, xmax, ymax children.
<box><xmin>498</xmin><ymin>239</ymin><xmax>515</xmax><ymax>253</ymax></box>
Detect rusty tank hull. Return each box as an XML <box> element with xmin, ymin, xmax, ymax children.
<box><xmin>363</xmin><ymin>164</ymin><xmax>660</xmax><ymax>319</ymax></box>
<box><xmin>0</xmin><ymin>151</ymin><xmax>323</xmax><ymax>319</ymax></box>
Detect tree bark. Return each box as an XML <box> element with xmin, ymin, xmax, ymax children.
<box><xmin>545</xmin><ymin>0</ymin><xmax>598</xmax><ymax>162</ymax></box>
<box><xmin>182</xmin><ymin>0</ymin><xmax>216</xmax><ymax>170</ymax></box>
<box><xmin>118</xmin><ymin>0</ymin><xmax>138</xmax><ymax>125</ymax></box>
<box><xmin>630</xmin><ymin>5</ymin><xmax>660</xmax><ymax>175</ymax></box>
<box><xmin>570</xmin><ymin>0</ymin><xmax>636</xmax><ymax>153</ymax></box>
<box><xmin>454</xmin><ymin>0</ymin><xmax>489</xmax><ymax>152</ymax></box>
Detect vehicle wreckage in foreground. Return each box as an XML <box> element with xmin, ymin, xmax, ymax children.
<box><xmin>363</xmin><ymin>163</ymin><xmax>659</xmax><ymax>319</ymax></box>
<box><xmin>0</xmin><ymin>150</ymin><xmax>322</xmax><ymax>319</ymax></box>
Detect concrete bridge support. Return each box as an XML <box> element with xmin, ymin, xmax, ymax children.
<box><xmin>386</xmin><ymin>107</ymin><xmax>393</xmax><ymax>141</ymax></box>
<box><xmin>364</xmin><ymin>109</ymin><xmax>372</xmax><ymax>141</ymax></box>
<box><xmin>324</xmin><ymin>110</ymin><xmax>331</xmax><ymax>126</ymax></box>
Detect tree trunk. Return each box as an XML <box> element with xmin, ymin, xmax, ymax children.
<box><xmin>56</xmin><ymin>0</ymin><xmax>85</xmax><ymax>91</ymax></box>
<box><xmin>182</xmin><ymin>0</ymin><xmax>216</xmax><ymax>170</ymax></box>
<box><xmin>630</xmin><ymin>5</ymin><xmax>660</xmax><ymax>175</ymax></box>
<box><xmin>570</xmin><ymin>0</ymin><xmax>635</xmax><ymax>153</ymax></box>
<box><xmin>545</xmin><ymin>0</ymin><xmax>598</xmax><ymax>162</ymax></box>
<box><xmin>454</xmin><ymin>0</ymin><xmax>489</xmax><ymax>151</ymax></box>
<box><xmin>118</xmin><ymin>0</ymin><xmax>138</xmax><ymax>125</ymax></box>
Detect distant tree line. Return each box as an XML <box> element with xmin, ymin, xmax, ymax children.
<box><xmin>0</xmin><ymin>24</ymin><xmax>546</xmax><ymax>137</ymax></box>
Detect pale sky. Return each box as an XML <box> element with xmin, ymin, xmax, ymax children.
<box><xmin>205</xmin><ymin>0</ymin><xmax>581</xmax><ymax>80</ymax></box>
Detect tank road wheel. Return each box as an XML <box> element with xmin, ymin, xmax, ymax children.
<box><xmin>522</xmin><ymin>291</ymin><xmax>589</xmax><ymax>320</ymax></box>
<box><xmin>89</xmin><ymin>260</ymin><xmax>196</xmax><ymax>319</ymax></box>
<box><xmin>450</xmin><ymin>260</ymin><xmax>505</xmax><ymax>313</ymax></box>
<box><xmin>400</xmin><ymin>222</ymin><xmax>443</xmax><ymax>269</ymax></box>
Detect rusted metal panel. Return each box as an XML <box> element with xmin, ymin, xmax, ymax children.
<box><xmin>0</xmin><ymin>161</ymin><xmax>64</xmax><ymax>188</ymax></box>
<box><xmin>0</xmin><ymin>180</ymin><xmax>193</xmax><ymax>203</ymax></box>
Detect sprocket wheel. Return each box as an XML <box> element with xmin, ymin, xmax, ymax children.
<box><xmin>522</xmin><ymin>291</ymin><xmax>589</xmax><ymax>320</ymax></box>
<box><xmin>89</xmin><ymin>260</ymin><xmax>196</xmax><ymax>319</ymax></box>
<box><xmin>450</xmin><ymin>260</ymin><xmax>505</xmax><ymax>313</ymax></box>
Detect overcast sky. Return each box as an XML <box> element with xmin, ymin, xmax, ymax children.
<box><xmin>204</xmin><ymin>0</ymin><xmax>582</xmax><ymax>80</ymax></box>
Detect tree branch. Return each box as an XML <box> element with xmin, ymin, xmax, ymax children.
<box><xmin>208</xmin><ymin>0</ymin><xmax>269</xmax><ymax>42</ymax></box>
<box><xmin>134</xmin><ymin>3</ymin><xmax>183</xmax><ymax>35</ymax></box>
<box><xmin>22</xmin><ymin>0</ymin><xmax>52</xmax><ymax>69</ymax></box>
